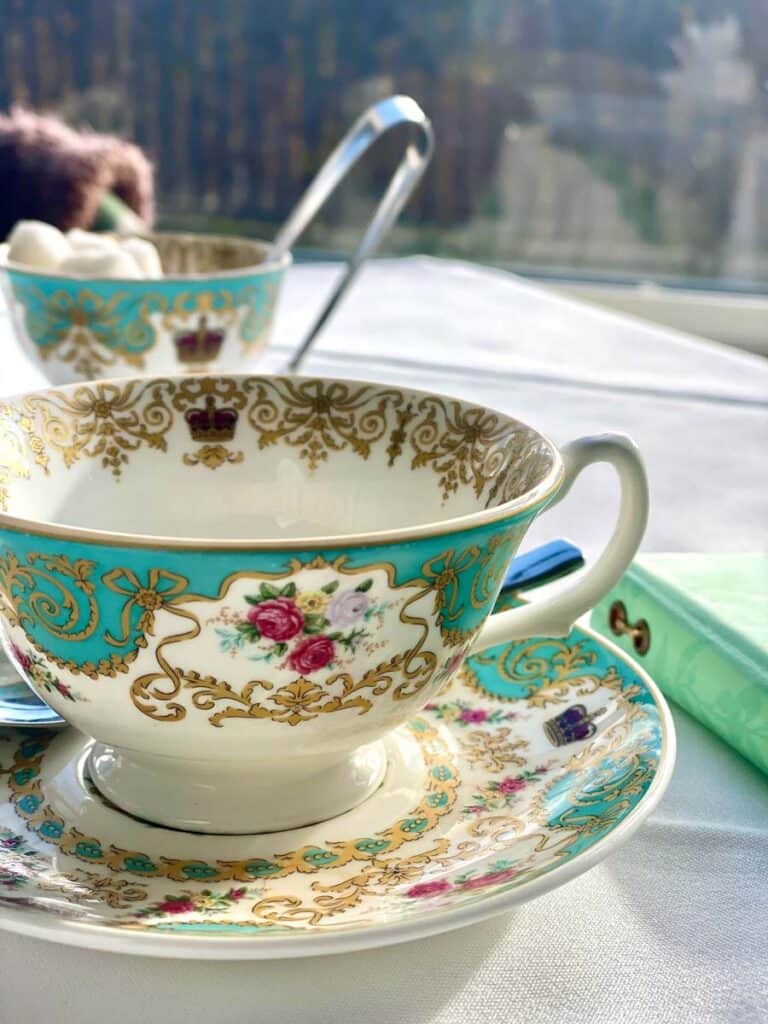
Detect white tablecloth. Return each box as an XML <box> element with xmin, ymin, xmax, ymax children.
<box><xmin>0</xmin><ymin>258</ymin><xmax>766</xmax><ymax>1023</ymax></box>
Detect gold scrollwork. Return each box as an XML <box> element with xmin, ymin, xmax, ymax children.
<box><xmin>23</xmin><ymin>378</ymin><xmax>176</xmax><ymax>479</ymax></box>
<box><xmin>466</xmin><ymin>637</ymin><xmax>639</xmax><ymax>708</ymax></box>
<box><xmin>124</xmin><ymin>556</ymin><xmax>438</xmax><ymax>725</ymax></box>
<box><xmin>245</xmin><ymin>839</ymin><xmax>454</xmax><ymax>927</ymax></box>
<box><xmin>170</xmin><ymin>375</ymin><xmax>250</xmax><ymax>415</ymax></box>
<box><xmin>102</xmin><ymin>567</ymin><xmax>190</xmax><ymax>647</ymax></box>
<box><xmin>0</xmin><ymin>403</ymin><xmax>48</xmax><ymax>512</ymax></box>
<box><xmin>246</xmin><ymin>378</ymin><xmax>405</xmax><ymax>470</ymax></box>
<box><xmin>0</xmin><ymin>551</ymin><xmax>99</xmax><ymax>643</ymax></box>
<box><xmin>470</xmin><ymin>529</ymin><xmax>522</xmax><ymax>609</ymax></box>
<box><xmin>409</xmin><ymin>396</ymin><xmax>516</xmax><ymax>502</ymax></box>
<box><xmin>179</xmin><ymin>655</ymin><xmax>406</xmax><ymax>727</ymax></box>
<box><xmin>484</xmin><ymin>431</ymin><xmax>558</xmax><ymax>509</ymax></box>
<box><xmin>7</xmin><ymin>718</ymin><xmax>460</xmax><ymax>883</ymax></box>
<box><xmin>22</xmin><ymin>287</ymin><xmax>149</xmax><ymax>378</ymax></box>
<box><xmin>530</xmin><ymin>713</ymin><xmax>656</xmax><ymax>838</ymax></box>
<box><xmin>411</xmin><ymin>526</ymin><xmax>522</xmax><ymax>650</ymax></box>
<box><xmin>1</xmin><ymin>375</ymin><xmax>556</xmax><ymax>515</ymax></box>
<box><xmin>182</xmin><ymin>445</ymin><xmax>244</xmax><ymax>469</ymax></box>
<box><xmin>41</xmin><ymin>870</ymin><xmax>151</xmax><ymax>909</ymax></box>
<box><xmin>460</xmin><ymin>727</ymin><xmax>528</xmax><ymax>773</ymax></box>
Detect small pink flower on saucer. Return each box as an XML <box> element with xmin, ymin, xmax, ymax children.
<box><xmin>156</xmin><ymin>897</ymin><xmax>196</xmax><ymax>915</ymax></box>
<box><xmin>406</xmin><ymin>879</ymin><xmax>452</xmax><ymax>899</ymax></box>
<box><xmin>496</xmin><ymin>776</ymin><xmax>527</xmax><ymax>794</ymax></box>
<box><xmin>9</xmin><ymin>644</ymin><xmax>32</xmax><ymax>673</ymax></box>
<box><xmin>459</xmin><ymin>867</ymin><xmax>518</xmax><ymax>890</ymax></box>
<box><xmin>459</xmin><ymin>708</ymin><xmax>488</xmax><ymax>724</ymax></box>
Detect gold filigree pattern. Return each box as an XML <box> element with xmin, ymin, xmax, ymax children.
<box><xmin>0</xmin><ymin>552</ymin><xmax>99</xmax><ymax>642</ymax></box>
<box><xmin>19</xmin><ymin>287</ymin><xmax>148</xmax><ymax>377</ymax></box>
<box><xmin>23</xmin><ymin>379</ymin><xmax>176</xmax><ymax>478</ymax></box>
<box><xmin>0</xmin><ymin>417</ymin><xmax>28</xmax><ymax>514</ymax></box>
<box><xmin>170</xmin><ymin>375</ymin><xmax>251</xmax><ymax>416</ymax></box>
<box><xmin>120</xmin><ymin>556</ymin><xmax>438</xmax><ymax>725</ymax></box>
<box><xmin>246</xmin><ymin>377</ymin><xmax>405</xmax><ymax>470</ymax></box>
<box><xmin>530</xmin><ymin>709</ymin><xmax>656</xmax><ymax>838</ymax></box>
<box><xmin>41</xmin><ymin>323</ymin><xmax>139</xmax><ymax>379</ymax></box>
<box><xmin>0</xmin><ymin>624</ymin><xmax>665</xmax><ymax>936</ymax></box>
<box><xmin>386</xmin><ymin>403</ymin><xmax>416</xmax><ymax>465</ymax></box>
<box><xmin>182</xmin><ymin>445</ymin><xmax>244</xmax><ymax>469</ymax></box>
<box><xmin>470</xmin><ymin>530</ymin><xmax>521</xmax><ymax>609</ymax></box>
<box><xmin>45</xmin><ymin>870</ymin><xmax>150</xmax><ymax>909</ymax></box>
<box><xmin>415</xmin><ymin>526</ymin><xmax>523</xmax><ymax>647</ymax></box>
<box><xmin>466</xmin><ymin>637</ymin><xmax>641</xmax><ymax>708</ymax></box>
<box><xmin>460</xmin><ymin>727</ymin><xmax>528</xmax><ymax>773</ymax></box>
<box><xmin>0</xmin><ymin>403</ymin><xmax>48</xmax><ymax>511</ymax></box>
<box><xmin>245</xmin><ymin>840</ymin><xmax>454</xmax><ymax>927</ymax></box>
<box><xmin>409</xmin><ymin>396</ymin><xmax>514</xmax><ymax>501</ymax></box>
<box><xmin>180</xmin><ymin>656</ymin><xmax>407</xmax><ymax>727</ymax></box>
<box><xmin>1</xmin><ymin>376</ymin><xmax>556</xmax><ymax>511</ymax></box>
<box><xmin>102</xmin><ymin>567</ymin><xmax>190</xmax><ymax>647</ymax></box>
<box><xmin>7</xmin><ymin>718</ymin><xmax>460</xmax><ymax>882</ymax></box>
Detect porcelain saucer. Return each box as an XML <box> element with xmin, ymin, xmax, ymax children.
<box><xmin>0</xmin><ymin>617</ymin><xmax>674</xmax><ymax>959</ymax></box>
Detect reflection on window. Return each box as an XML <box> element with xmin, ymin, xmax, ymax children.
<box><xmin>1</xmin><ymin>3</ymin><xmax>765</xmax><ymax>286</ymax></box>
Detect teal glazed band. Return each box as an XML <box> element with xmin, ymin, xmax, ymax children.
<box><xmin>0</xmin><ymin>373</ymin><xmax>648</xmax><ymax>832</ymax></box>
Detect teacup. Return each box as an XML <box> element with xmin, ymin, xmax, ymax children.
<box><xmin>0</xmin><ymin>374</ymin><xmax>647</xmax><ymax>833</ymax></box>
<box><xmin>0</xmin><ymin>232</ymin><xmax>289</xmax><ymax>384</ymax></box>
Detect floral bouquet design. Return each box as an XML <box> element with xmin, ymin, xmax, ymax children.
<box><xmin>213</xmin><ymin>576</ymin><xmax>386</xmax><ymax>675</ymax></box>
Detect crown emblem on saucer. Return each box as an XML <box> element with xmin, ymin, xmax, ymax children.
<box><xmin>544</xmin><ymin>704</ymin><xmax>606</xmax><ymax>746</ymax></box>
<box><xmin>184</xmin><ymin>395</ymin><xmax>238</xmax><ymax>442</ymax></box>
<box><xmin>174</xmin><ymin>315</ymin><xmax>225</xmax><ymax>364</ymax></box>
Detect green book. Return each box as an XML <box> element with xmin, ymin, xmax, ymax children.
<box><xmin>591</xmin><ymin>554</ymin><xmax>768</xmax><ymax>776</ymax></box>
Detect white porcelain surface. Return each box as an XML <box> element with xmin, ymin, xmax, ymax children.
<box><xmin>0</xmin><ymin>623</ymin><xmax>674</xmax><ymax>958</ymax></box>
<box><xmin>88</xmin><ymin>738</ymin><xmax>388</xmax><ymax>834</ymax></box>
<box><xmin>0</xmin><ymin>374</ymin><xmax>648</xmax><ymax>833</ymax></box>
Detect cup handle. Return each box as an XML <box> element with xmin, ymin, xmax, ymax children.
<box><xmin>271</xmin><ymin>95</ymin><xmax>434</xmax><ymax>372</ymax></box>
<box><xmin>470</xmin><ymin>434</ymin><xmax>649</xmax><ymax>654</ymax></box>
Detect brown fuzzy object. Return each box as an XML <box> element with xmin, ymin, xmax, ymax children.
<box><xmin>0</xmin><ymin>107</ymin><xmax>155</xmax><ymax>237</ymax></box>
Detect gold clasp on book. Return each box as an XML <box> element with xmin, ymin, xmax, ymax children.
<box><xmin>608</xmin><ymin>600</ymin><xmax>651</xmax><ymax>655</ymax></box>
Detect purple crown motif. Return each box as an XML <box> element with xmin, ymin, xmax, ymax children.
<box><xmin>544</xmin><ymin>704</ymin><xmax>606</xmax><ymax>746</ymax></box>
<box><xmin>184</xmin><ymin>395</ymin><xmax>238</xmax><ymax>442</ymax></box>
<box><xmin>174</xmin><ymin>315</ymin><xmax>225</xmax><ymax>364</ymax></box>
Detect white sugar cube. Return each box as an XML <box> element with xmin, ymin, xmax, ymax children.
<box><xmin>7</xmin><ymin>220</ymin><xmax>71</xmax><ymax>271</ymax></box>
<box><xmin>58</xmin><ymin>247</ymin><xmax>145</xmax><ymax>279</ymax></box>
<box><xmin>121</xmin><ymin>236</ymin><xmax>163</xmax><ymax>278</ymax></box>
<box><xmin>67</xmin><ymin>229</ymin><xmax>119</xmax><ymax>251</ymax></box>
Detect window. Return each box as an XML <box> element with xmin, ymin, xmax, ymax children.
<box><xmin>2</xmin><ymin>1</ymin><xmax>766</xmax><ymax>289</ymax></box>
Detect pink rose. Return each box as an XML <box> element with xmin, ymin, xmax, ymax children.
<box><xmin>287</xmin><ymin>635</ymin><xmax>335</xmax><ymax>674</ymax></box>
<box><xmin>460</xmin><ymin>867</ymin><xmax>517</xmax><ymax>891</ymax></box>
<box><xmin>459</xmin><ymin>708</ymin><xmax>487</xmax><ymax>724</ymax></box>
<box><xmin>247</xmin><ymin>598</ymin><xmax>304</xmax><ymax>641</ymax></box>
<box><xmin>406</xmin><ymin>879</ymin><xmax>452</xmax><ymax>899</ymax></box>
<box><xmin>328</xmin><ymin>590</ymin><xmax>369</xmax><ymax>627</ymax></box>
<box><xmin>156</xmin><ymin>897</ymin><xmax>196</xmax><ymax>914</ymax></box>
<box><xmin>10</xmin><ymin>644</ymin><xmax>32</xmax><ymax>673</ymax></box>
<box><xmin>497</xmin><ymin>776</ymin><xmax>526</xmax><ymax>794</ymax></box>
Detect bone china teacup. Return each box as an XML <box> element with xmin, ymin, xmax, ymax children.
<box><xmin>0</xmin><ymin>374</ymin><xmax>647</xmax><ymax>833</ymax></box>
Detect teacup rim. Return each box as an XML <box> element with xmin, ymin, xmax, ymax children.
<box><xmin>0</xmin><ymin>372</ymin><xmax>565</xmax><ymax>550</ymax></box>
<box><xmin>0</xmin><ymin>230</ymin><xmax>292</xmax><ymax>284</ymax></box>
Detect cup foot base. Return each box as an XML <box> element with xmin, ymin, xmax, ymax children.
<box><xmin>87</xmin><ymin>740</ymin><xmax>388</xmax><ymax>835</ymax></box>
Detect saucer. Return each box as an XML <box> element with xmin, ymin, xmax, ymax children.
<box><xmin>0</xmin><ymin>619</ymin><xmax>674</xmax><ymax>959</ymax></box>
